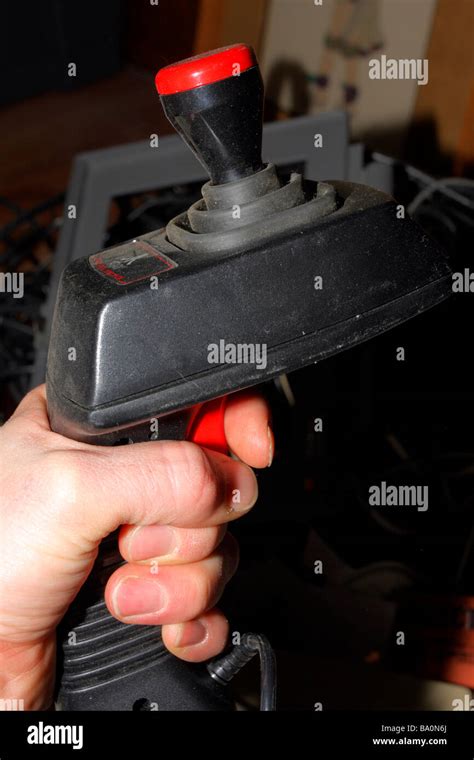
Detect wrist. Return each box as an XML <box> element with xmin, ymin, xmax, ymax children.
<box><xmin>0</xmin><ymin>638</ymin><xmax>56</xmax><ymax>711</ymax></box>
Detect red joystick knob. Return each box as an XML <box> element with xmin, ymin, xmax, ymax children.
<box><xmin>155</xmin><ymin>43</ymin><xmax>264</xmax><ymax>185</ymax></box>
<box><xmin>155</xmin><ymin>44</ymin><xmax>257</xmax><ymax>95</ymax></box>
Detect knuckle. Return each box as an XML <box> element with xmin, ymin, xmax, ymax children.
<box><xmin>193</xmin><ymin>563</ymin><xmax>220</xmax><ymax>611</ymax></box>
<box><xmin>175</xmin><ymin>443</ymin><xmax>224</xmax><ymax>521</ymax></box>
<box><xmin>191</xmin><ymin>547</ymin><xmax>238</xmax><ymax>613</ymax></box>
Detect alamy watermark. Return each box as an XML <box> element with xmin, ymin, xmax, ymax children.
<box><xmin>0</xmin><ymin>698</ymin><xmax>24</xmax><ymax>710</ymax></box>
<box><xmin>0</xmin><ymin>272</ymin><xmax>24</xmax><ymax>299</ymax></box>
<box><xmin>27</xmin><ymin>721</ymin><xmax>83</xmax><ymax>750</ymax></box>
<box><xmin>452</xmin><ymin>695</ymin><xmax>474</xmax><ymax>711</ymax></box>
<box><xmin>207</xmin><ymin>340</ymin><xmax>267</xmax><ymax>370</ymax></box>
<box><xmin>369</xmin><ymin>481</ymin><xmax>429</xmax><ymax>512</ymax></box>
<box><xmin>452</xmin><ymin>269</ymin><xmax>474</xmax><ymax>292</ymax></box>
<box><xmin>369</xmin><ymin>55</ymin><xmax>429</xmax><ymax>86</ymax></box>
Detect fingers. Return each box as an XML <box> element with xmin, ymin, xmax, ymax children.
<box><xmin>105</xmin><ymin>534</ymin><xmax>239</xmax><ymax>625</ymax></box>
<box><xmin>54</xmin><ymin>442</ymin><xmax>258</xmax><ymax>543</ymax></box>
<box><xmin>224</xmin><ymin>391</ymin><xmax>273</xmax><ymax>469</ymax></box>
<box><xmin>162</xmin><ymin>609</ymin><xmax>229</xmax><ymax>662</ymax></box>
<box><xmin>118</xmin><ymin>523</ymin><xmax>227</xmax><ymax>565</ymax></box>
<box><xmin>9</xmin><ymin>386</ymin><xmax>274</xmax><ymax>470</ymax></box>
<box><xmin>7</xmin><ymin>387</ymin><xmax>268</xmax><ymax>546</ymax></box>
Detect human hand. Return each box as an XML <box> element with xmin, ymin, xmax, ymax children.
<box><xmin>0</xmin><ymin>386</ymin><xmax>273</xmax><ymax>709</ymax></box>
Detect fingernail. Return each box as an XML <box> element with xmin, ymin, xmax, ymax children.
<box><xmin>128</xmin><ymin>526</ymin><xmax>177</xmax><ymax>560</ymax></box>
<box><xmin>223</xmin><ymin>461</ymin><xmax>258</xmax><ymax>513</ymax></box>
<box><xmin>174</xmin><ymin>619</ymin><xmax>208</xmax><ymax>648</ymax></box>
<box><xmin>267</xmin><ymin>424</ymin><xmax>274</xmax><ymax>467</ymax></box>
<box><xmin>113</xmin><ymin>578</ymin><xmax>167</xmax><ymax>618</ymax></box>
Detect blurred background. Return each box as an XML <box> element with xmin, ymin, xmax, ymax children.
<box><xmin>1</xmin><ymin>0</ymin><xmax>474</xmax><ymax>710</ymax></box>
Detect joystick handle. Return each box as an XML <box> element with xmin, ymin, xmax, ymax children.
<box><xmin>156</xmin><ymin>44</ymin><xmax>264</xmax><ymax>185</ymax></box>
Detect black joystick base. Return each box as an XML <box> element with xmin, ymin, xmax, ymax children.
<box><xmin>166</xmin><ymin>165</ymin><xmax>337</xmax><ymax>253</ymax></box>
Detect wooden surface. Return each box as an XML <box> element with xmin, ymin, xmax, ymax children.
<box><xmin>414</xmin><ymin>0</ymin><xmax>474</xmax><ymax>170</ymax></box>
<box><xmin>195</xmin><ymin>0</ymin><xmax>268</xmax><ymax>55</ymax></box>
<box><xmin>0</xmin><ymin>67</ymin><xmax>171</xmax><ymax>214</ymax></box>
<box><xmin>193</xmin><ymin>0</ymin><xmax>227</xmax><ymax>53</ymax></box>
<box><xmin>125</xmin><ymin>0</ymin><xmax>199</xmax><ymax>72</ymax></box>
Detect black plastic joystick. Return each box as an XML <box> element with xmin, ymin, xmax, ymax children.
<box><xmin>156</xmin><ymin>44</ymin><xmax>337</xmax><ymax>253</ymax></box>
<box><xmin>46</xmin><ymin>42</ymin><xmax>452</xmax><ymax>712</ymax></box>
<box><xmin>156</xmin><ymin>44</ymin><xmax>264</xmax><ymax>185</ymax></box>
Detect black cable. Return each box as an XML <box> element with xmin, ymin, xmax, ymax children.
<box><xmin>207</xmin><ymin>632</ymin><xmax>277</xmax><ymax>711</ymax></box>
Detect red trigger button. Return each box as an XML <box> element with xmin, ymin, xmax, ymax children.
<box><xmin>186</xmin><ymin>397</ymin><xmax>228</xmax><ymax>454</ymax></box>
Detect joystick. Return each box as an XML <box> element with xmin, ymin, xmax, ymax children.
<box><xmin>156</xmin><ymin>44</ymin><xmax>336</xmax><ymax>254</ymax></box>
<box><xmin>46</xmin><ymin>44</ymin><xmax>452</xmax><ymax>711</ymax></box>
